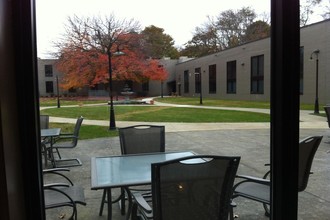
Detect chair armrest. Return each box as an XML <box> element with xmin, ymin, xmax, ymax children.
<box><xmin>44</xmin><ymin>183</ymin><xmax>71</xmax><ymax>188</ymax></box>
<box><xmin>235</xmin><ymin>174</ymin><xmax>270</xmax><ymax>185</ymax></box>
<box><xmin>43</xmin><ymin>168</ymin><xmax>74</xmax><ymax>186</ymax></box>
<box><xmin>54</xmin><ymin>134</ymin><xmax>76</xmax><ymax>142</ymax></box>
<box><xmin>44</xmin><ymin>186</ymin><xmax>75</xmax><ymax>206</ymax></box>
<box><xmin>132</xmin><ymin>193</ymin><xmax>152</xmax><ymax>213</ymax></box>
<box><xmin>43</xmin><ymin>168</ymin><xmax>70</xmax><ymax>173</ymax></box>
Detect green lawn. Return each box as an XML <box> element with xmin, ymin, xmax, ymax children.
<box><xmin>41</xmin><ymin>105</ymin><xmax>270</xmax><ymax>123</ymax></box>
<box><xmin>41</xmin><ymin>97</ymin><xmax>325</xmax><ymax>140</ymax></box>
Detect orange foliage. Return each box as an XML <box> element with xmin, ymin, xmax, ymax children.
<box><xmin>55</xmin><ymin>43</ymin><xmax>169</xmax><ymax>90</ymax></box>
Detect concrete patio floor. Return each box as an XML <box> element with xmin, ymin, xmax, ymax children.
<box><xmin>44</xmin><ymin>127</ymin><xmax>330</xmax><ymax>220</ymax></box>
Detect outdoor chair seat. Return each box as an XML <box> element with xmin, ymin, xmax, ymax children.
<box><xmin>43</xmin><ymin>168</ymin><xmax>86</xmax><ymax>220</ymax></box>
<box><xmin>232</xmin><ymin>135</ymin><xmax>323</xmax><ymax>217</ymax></box>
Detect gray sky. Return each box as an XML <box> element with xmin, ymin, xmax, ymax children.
<box><xmin>36</xmin><ymin>0</ymin><xmax>325</xmax><ymax>58</ymax></box>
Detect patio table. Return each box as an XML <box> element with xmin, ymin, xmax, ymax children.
<box><xmin>91</xmin><ymin>151</ymin><xmax>195</xmax><ymax>220</ymax></box>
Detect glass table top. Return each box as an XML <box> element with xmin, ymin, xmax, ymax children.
<box><xmin>91</xmin><ymin>151</ymin><xmax>195</xmax><ymax>189</ymax></box>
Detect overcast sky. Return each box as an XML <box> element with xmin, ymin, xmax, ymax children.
<box><xmin>36</xmin><ymin>0</ymin><xmax>325</xmax><ymax>58</ymax></box>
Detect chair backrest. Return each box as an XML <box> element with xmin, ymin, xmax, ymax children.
<box><xmin>71</xmin><ymin>116</ymin><xmax>84</xmax><ymax>145</ymax></box>
<box><xmin>119</xmin><ymin>125</ymin><xmax>165</xmax><ymax>155</ymax></box>
<box><xmin>40</xmin><ymin>115</ymin><xmax>49</xmax><ymax>129</ymax></box>
<box><xmin>324</xmin><ymin>106</ymin><xmax>330</xmax><ymax>128</ymax></box>
<box><xmin>151</xmin><ymin>155</ymin><xmax>240</xmax><ymax>220</ymax></box>
<box><xmin>298</xmin><ymin>135</ymin><xmax>323</xmax><ymax>191</ymax></box>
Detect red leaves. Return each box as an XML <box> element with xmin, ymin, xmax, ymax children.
<box><xmin>55</xmin><ymin>46</ymin><xmax>169</xmax><ymax>89</ymax></box>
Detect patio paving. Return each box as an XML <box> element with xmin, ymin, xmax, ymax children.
<box><xmin>44</xmin><ymin>127</ymin><xmax>330</xmax><ymax>220</ymax></box>
<box><xmin>43</xmin><ymin>101</ymin><xmax>330</xmax><ymax>219</ymax></box>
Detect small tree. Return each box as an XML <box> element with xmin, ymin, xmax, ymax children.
<box><xmin>55</xmin><ymin>14</ymin><xmax>168</xmax><ymax>89</ymax></box>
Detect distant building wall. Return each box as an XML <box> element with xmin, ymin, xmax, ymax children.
<box><xmin>37</xmin><ymin>20</ymin><xmax>330</xmax><ymax>104</ymax></box>
<box><xmin>175</xmin><ymin>20</ymin><xmax>330</xmax><ymax>105</ymax></box>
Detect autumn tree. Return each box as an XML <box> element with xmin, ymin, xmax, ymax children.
<box><xmin>214</xmin><ymin>7</ymin><xmax>257</xmax><ymax>48</ymax></box>
<box><xmin>322</xmin><ymin>0</ymin><xmax>330</xmax><ymax>19</ymax></box>
<box><xmin>141</xmin><ymin>25</ymin><xmax>179</xmax><ymax>59</ymax></box>
<box><xmin>55</xmin><ymin>14</ymin><xmax>169</xmax><ymax>90</ymax></box>
<box><xmin>300</xmin><ymin>0</ymin><xmax>323</xmax><ymax>26</ymax></box>
<box><xmin>180</xmin><ymin>19</ymin><xmax>221</xmax><ymax>58</ymax></box>
<box><xmin>242</xmin><ymin>20</ymin><xmax>270</xmax><ymax>42</ymax></box>
<box><xmin>180</xmin><ymin>7</ymin><xmax>266</xmax><ymax>58</ymax></box>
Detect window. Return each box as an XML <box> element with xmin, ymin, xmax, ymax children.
<box><xmin>68</xmin><ymin>87</ymin><xmax>76</xmax><ymax>93</ymax></box>
<box><xmin>184</xmin><ymin>70</ymin><xmax>189</xmax><ymax>93</ymax></box>
<box><xmin>45</xmin><ymin>81</ymin><xmax>54</xmax><ymax>93</ymax></box>
<box><xmin>251</xmin><ymin>55</ymin><xmax>264</xmax><ymax>94</ymax></box>
<box><xmin>209</xmin><ymin>64</ymin><xmax>216</xmax><ymax>94</ymax></box>
<box><xmin>300</xmin><ymin>46</ymin><xmax>304</xmax><ymax>94</ymax></box>
<box><xmin>227</xmin><ymin>61</ymin><xmax>236</xmax><ymax>94</ymax></box>
<box><xmin>142</xmin><ymin>81</ymin><xmax>149</xmax><ymax>91</ymax></box>
<box><xmin>194</xmin><ymin>67</ymin><xmax>201</xmax><ymax>93</ymax></box>
<box><xmin>45</xmin><ymin>65</ymin><xmax>53</xmax><ymax>77</ymax></box>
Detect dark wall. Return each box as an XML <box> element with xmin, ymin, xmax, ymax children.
<box><xmin>0</xmin><ymin>0</ymin><xmax>44</xmax><ymax>219</ymax></box>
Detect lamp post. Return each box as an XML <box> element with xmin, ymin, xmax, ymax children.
<box><xmin>177</xmin><ymin>75</ymin><xmax>181</xmax><ymax>96</ymax></box>
<box><xmin>310</xmin><ymin>49</ymin><xmax>320</xmax><ymax>114</ymax></box>
<box><xmin>107</xmin><ymin>49</ymin><xmax>125</xmax><ymax>130</ymax></box>
<box><xmin>161</xmin><ymin>81</ymin><xmax>164</xmax><ymax>98</ymax></box>
<box><xmin>108</xmin><ymin>50</ymin><xmax>116</xmax><ymax>130</ymax></box>
<box><xmin>56</xmin><ymin>75</ymin><xmax>60</xmax><ymax>108</ymax></box>
<box><xmin>194</xmin><ymin>72</ymin><xmax>203</xmax><ymax>105</ymax></box>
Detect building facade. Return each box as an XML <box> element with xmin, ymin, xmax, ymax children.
<box><xmin>38</xmin><ymin>20</ymin><xmax>330</xmax><ymax>104</ymax></box>
<box><xmin>175</xmin><ymin>19</ymin><xmax>330</xmax><ymax>105</ymax></box>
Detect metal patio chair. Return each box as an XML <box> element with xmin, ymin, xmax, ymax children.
<box><xmin>99</xmin><ymin>125</ymin><xmax>165</xmax><ymax>216</ymax></box>
<box><xmin>231</xmin><ymin>135</ymin><xmax>323</xmax><ymax>217</ymax></box>
<box><xmin>40</xmin><ymin>115</ymin><xmax>50</xmax><ymax>129</ymax></box>
<box><xmin>51</xmin><ymin>116</ymin><xmax>84</xmax><ymax>167</ymax></box>
<box><xmin>40</xmin><ymin>115</ymin><xmax>51</xmax><ymax>167</ymax></box>
<box><xmin>43</xmin><ymin>168</ymin><xmax>86</xmax><ymax>220</ymax></box>
<box><xmin>130</xmin><ymin>155</ymin><xmax>241</xmax><ymax>220</ymax></box>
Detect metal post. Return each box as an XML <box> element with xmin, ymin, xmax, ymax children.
<box><xmin>56</xmin><ymin>75</ymin><xmax>60</xmax><ymax>108</ymax></box>
<box><xmin>161</xmin><ymin>81</ymin><xmax>164</xmax><ymax>98</ymax></box>
<box><xmin>199</xmin><ymin>72</ymin><xmax>203</xmax><ymax>105</ymax></box>
<box><xmin>310</xmin><ymin>49</ymin><xmax>320</xmax><ymax>114</ymax></box>
<box><xmin>108</xmin><ymin>51</ymin><xmax>116</xmax><ymax>130</ymax></box>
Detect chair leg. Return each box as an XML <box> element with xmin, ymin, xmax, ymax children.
<box><xmin>131</xmin><ymin>202</ymin><xmax>138</xmax><ymax>220</ymax></box>
<box><xmin>99</xmin><ymin>188</ymin><xmax>126</xmax><ymax>216</ymax></box>
<box><xmin>120</xmin><ymin>187</ymin><xmax>126</xmax><ymax>215</ymax></box>
<box><xmin>55</xmin><ymin>148</ymin><xmax>61</xmax><ymax>159</ymax></box>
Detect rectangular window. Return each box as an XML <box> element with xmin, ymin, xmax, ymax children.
<box><xmin>300</xmin><ymin>46</ymin><xmax>304</xmax><ymax>94</ymax></box>
<box><xmin>251</xmin><ymin>55</ymin><xmax>264</xmax><ymax>94</ymax></box>
<box><xmin>194</xmin><ymin>67</ymin><xmax>201</xmax><ymax>93</ymax></box>
<box><xmin>209</xmin><ymin>64</ymin><xmax>216</xmax><ymax>94</ymax></box>
<box><xmin>45</xmin><ymin>65</ymin><xmax>53</xmax><ymax>77</ymax></box>
<box><xmin>45</xmin><ymin>81</ymin><xmax>54</xmax><ymax>93</ymax></box>
<box><xmin>68</xmin><ymin>87</ymin><xmax>76</xmax><ymax>93</ymax></box>
<box><xmin>227</xmin><ymin>61</ymin><xmax>236</xmax><ymax>94</ymax></box>
<box><xmin>142</xmin><ymin>81</ymin><xmax>149</xmax><ymax>91</ymax></box>
<box><xmin>184</xmin><ymin>70</ymin><xmax>189</xmax><ymax>93</ymax></box>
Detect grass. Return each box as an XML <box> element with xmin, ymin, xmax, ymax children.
<box><xmin>49</xmin><ymin>123</ymin><xmax>118</xmax><ymax>140</ymax></box>
<box><xmin>41</xmin><ymin>105</ymin><xmax>270</xmax><ymax>123</ymax></box>
<box><xmin>40</xmin><ymin>97</ymin><xmax>325</xmax><ymax>139</ymax></box>
<box><xmin>39</xmin><ymin>97</ymin><xmax>107</xmax><ymax>107</ymax></box>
